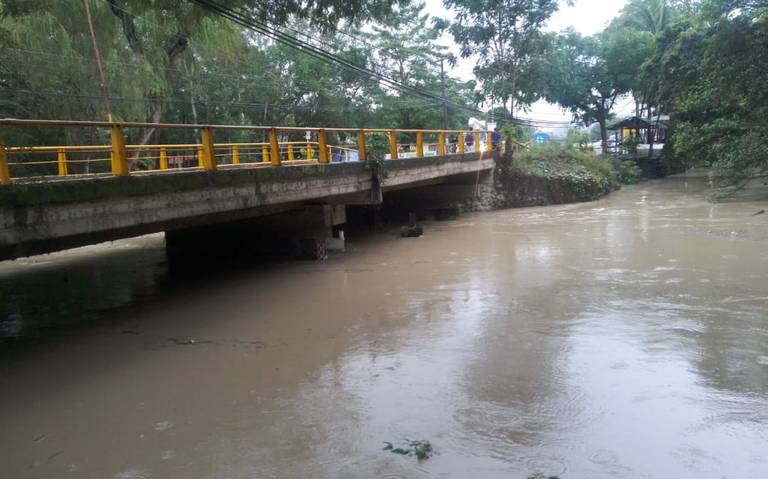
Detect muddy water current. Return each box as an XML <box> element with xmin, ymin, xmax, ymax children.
<box><xmin>1</xmin><ymin>174</ymin><xmax>767</xmax><ymax>478</ymax></box>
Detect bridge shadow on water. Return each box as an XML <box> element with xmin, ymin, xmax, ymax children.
<box><xmin>0</xmin><ymin>232</ymin><xmax>355</xmax><ymax>347</ymax></box>
<box><xmin>0</xmin><ymin>199</ymin><xmax>466</xmax><ymax>349</ymax></box>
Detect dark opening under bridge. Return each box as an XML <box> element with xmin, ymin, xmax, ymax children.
<box><xmin>0</xmin><ymin>119</ymin><xmax>497</xmax><ymax>260</ymax></box>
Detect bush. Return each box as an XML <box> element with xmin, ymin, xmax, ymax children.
<box><xmin>620</xmin><ymin>137</ymin><xmax>640</xmax><ymax>155</ymax></box>
<box><xmin>614</xmin><ymin>160</ymin><xmax>642</xmax><ymax>184</ymax></box>
<box><xmin>515</xmin><ymin>142</ymin><xmax>620</xmax><ymax>191</ymax></box>
<box><xmin>366</xmin><ymin>134</ymin><xmax>391</xmax><ymax>161</ymax></box>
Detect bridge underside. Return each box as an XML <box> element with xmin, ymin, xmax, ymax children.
<box><xmin>0</xmin><ymin>153</ymin><xmax>495</xmax><ymax>260</ymax></box>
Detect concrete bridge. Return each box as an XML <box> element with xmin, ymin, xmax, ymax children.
<box><xmin>0</xmin><ymin>119</ymin><xmax>496</xmax><ymax>260</ymax></box>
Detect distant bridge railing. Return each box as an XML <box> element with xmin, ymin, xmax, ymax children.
<box><xmin>0</xmin><ymin>119</ymin><xmax>494</xmax><ymax>185</ymax></box>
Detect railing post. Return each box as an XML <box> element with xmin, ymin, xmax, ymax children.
<box><xmin>269</xmin><ymin>128</ymin><xmax>281</xmax><ymax>166</ymax></box>
<box><xmin>197</xmin><ymin>146</ymin><xmax>204</xmax><ymax>167</ymax></box>
<box><xmin>307</xmin><ymin>141</ymin><xmax>313</xmax><ymax>160</ymax></box>
<box><xmin>486</xmin><ymin>131</ymin><xmax>493</xmax><ymax>152</ymax></box>
<box><xmin>438</xmin><ymin>132</ymin><xmax>446</xmax><ymax>156</ymax></box>
<box><xmin>231</xmin><ymin>145</ymin><xmax>239</xmax><ymax>165</ymax></box>
<box><xmin>160</xmin><ymin>147</ymin><xmax>168</xmax><ymax>170</ymax></box>
<box><xmin>261</xmin><ymin>144</ymin><xmax>269</xmax><ymax>162</ymax></box>
<box><xmin>200</xmin><ymin>127</ymin><xmax>216</xmax><ymax>170</ymax></box>
<box><xmin>356</xmin><ymin>129</ymin><xmax>367</xmax><ymax>162</ymax></box>
<box><xmin>388</xmin><ymin>130</ymin><xmax>398</xmax><ymax>160</ymax></box>
<box><xmin>416</xmin><ymin>131</ymin><xmax>424</xmax><ymax>158</ymax></box>
<box><xmin>474</xmin><ymin>132</ymin><xmax>481</xmax><ymax>152</ymax></box>
<box><xmin>0</xmin><ymin>146</ymin><xmax>10</xmax><ymax>185</ymax></box>
<box><xmin>110</xmin><ymin>125</ymin><xmax>129</xmax><ymax>176</ymax></box>
<box><xmin>287</xmin><ymin>144</ymin><xmax>295</xmax><ymax>161</ymax></box>
<box><xmin>57</xmin><ymin>148</ymin><xmax>68</xmax><ymax>176</ymax></box>
<box><xmin>458</xmin><ymin>131</ymin><xmax>465</xmax><ymax>154</ymax></box>
<box><xmin>318</xmin><ymin>129</ymin><xmax>329</xmax><ymax>163</ymax></box>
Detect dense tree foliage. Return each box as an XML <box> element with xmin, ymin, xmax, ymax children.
<box><xmin>444</xmin><ymin>0</ymin><xmax>564</xmax><ymax>119</ymax></box>
<box><xmin>642</xmin><ymin>0</ymin><xmax>768</xmax><ymax>188</ymax></box>
<box><xmin>540</xmin><ymin>0</ymin><xmax>768</xmax><ymax>189</ymax></box>
<box><xmin>541</xmin><ymin>29</ymin><xmax>638</xmax><ymax>153</ymax></box>
<box><xmin>0</xmin><ymin>0</ymin><xmax>472</xmax><ymax>148</ymax></box>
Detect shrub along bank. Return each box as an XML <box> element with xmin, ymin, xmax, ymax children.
<box><xmin>472</xmin><ymin>143</ymin><xmax>637</xmax><ymax>210</ymax></box>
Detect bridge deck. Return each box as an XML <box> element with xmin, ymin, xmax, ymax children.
<box><xmin>0</xmin><ymin>153</ymin><xmax>495</xmax><ymax>260</ymax></box>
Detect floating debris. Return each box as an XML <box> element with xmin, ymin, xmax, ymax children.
<box><xmin>383</xmin><ymin>439</ymin><xmax>434</xmax><ymax>461</ymax></box>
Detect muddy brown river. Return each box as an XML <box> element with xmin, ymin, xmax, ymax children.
<box><xmin>1</xmin><ymin>173</ymin><xmax>767</xmax><ymax>478</ymax></box>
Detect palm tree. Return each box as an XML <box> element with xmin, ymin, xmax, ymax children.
<box><xmin>618</xmin><ymin>0</ymin><xmax>678</xmax><ymax>155</ymax></box>
<box><xmin>622</xmin><ymin>0</ymin><xmax>674</xmax><ymax>35</ymax></box>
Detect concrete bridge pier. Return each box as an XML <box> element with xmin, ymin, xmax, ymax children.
<box><xmin>165</xmin><ymin>204</ymin><xmax>347</xmax><ymax>264</ymax></box>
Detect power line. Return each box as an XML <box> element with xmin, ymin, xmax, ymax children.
<box><xmin>188</xmin><ymin>1</ymin><xmax>456</xmax><ymax>105</ymax></box>
<box><xmin>4</xmin><ymin>87</ymin><xmax>577</xmax><ymax>128</ymax></box>
<box><xmin>187</xmin><ymin>0</ymin><xmax>573</xmax><ymax>127</ymax></box>
<box><xmin>9</xmin><ymin>0</ymin><xmax>575</xmax><ymax>127</ymax></box>
<box><xmin>107</xmin><ymin>0</ymin><xmax>575</xmax><ymax>126</ymax></box>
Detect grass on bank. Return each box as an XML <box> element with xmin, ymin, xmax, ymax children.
<box><xmin>514</xmin><ymin>142</ymin><xmax>641</xmax><ymax>189</ymax></box>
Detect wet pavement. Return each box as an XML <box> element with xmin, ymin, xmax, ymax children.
<box><xmin>1</xmin><ymin>173</ymin><xmax>767</xmax><ymax>478</ymax></box>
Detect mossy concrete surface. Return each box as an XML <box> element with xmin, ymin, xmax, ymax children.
<box><xmin>0</xmin><ymin>154</ymin><xmax>491</xmax><ymax>207</ymax></box>
<box><xmin>0</xmin><ymin>162</ymin><xmax>368</xmax><ymax>207</ymax></box>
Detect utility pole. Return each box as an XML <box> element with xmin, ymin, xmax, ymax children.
<box><xmin>82</xmin><ymin>0</ymin><xmax>113</xmax><ymax>122</ymax></box>
<box><xmin>440</xmin><ymin>57</ymin><xmax>448</xmax><ymax>130</ymax></box>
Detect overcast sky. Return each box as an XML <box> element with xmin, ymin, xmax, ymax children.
<box><xmin>422</xmin><ymin>0</ymin><xmax>632</xmax><ymax>126</ymax></box>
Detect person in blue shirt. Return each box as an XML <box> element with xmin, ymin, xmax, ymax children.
<box><xmin>491</xmin><ymin>128</ymin><xmax>501</xmax><ymax>150</ymax></box>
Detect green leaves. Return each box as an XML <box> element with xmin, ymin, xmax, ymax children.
<box><xmin>445</xmin><ymin>0</ymin><xmax>562</xmax><ymax>116</ymax></box>
<box><xmin>0</xmin><ymin>0</ymin><xmax>473</xmax><ymax>149</ymax></box>
<box><xmin>644</xmin><ymin>1</ymin><xmax>768</xmax><ymax>188</ymax></box>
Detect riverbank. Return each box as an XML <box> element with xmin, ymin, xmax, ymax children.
<box><xmin>466</xmin><ymin>151</ymin><xmax>621</xmax><ymax>211</ymax></box>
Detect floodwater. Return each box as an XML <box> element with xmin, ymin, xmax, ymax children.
<box><xmin>1</xmin><ymin>173</ymin><xmax>767</xmax><ymax>478</ymax></box>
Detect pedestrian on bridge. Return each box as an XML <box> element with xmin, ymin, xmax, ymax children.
<box><xmin>466</xmin><ymin>127</ymin><xmax>475</xmax><ymax>152</ymax></box>
<box><xmin>491</xmin><ymin>128</ymin><xmax>501</xmax><ymax>150</ymax></box>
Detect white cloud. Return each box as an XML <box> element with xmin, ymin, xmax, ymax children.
<box><xmin>547</xmin><ymin>0</ymin><xmax>628</xmax><ymax>35</ymax></box>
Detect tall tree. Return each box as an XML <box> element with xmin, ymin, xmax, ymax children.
<box><xmin>622</xmin><ymin>0</ymin><xmax>676</xmax><ymax>35</ymax></box>
<box><xmin>0</xmin><ymin>0</ymin><xmax>473</xmax><ymax>154</ymax></box>
<box><xmin>364</xmin><ymin>3</ymin><xmax>460</xmax><ymax>128</ymax></box>
<box><xmin>542</xmin><ymin>30</ymin><xmax>636</xmax><ymax>153</ymax></box>
<box><xmin>2</xmin><ymin>0</ymin><xmax>403</xmax><ymax>144</ymax></box>
<box><xmin>444</xmin><ymin>0</ymin><xmax>564</xmax><ymax>119</ymax></box>
<box><xmin>612</xmin><ymin>0</ymin><xmax>682</xmax><ymax>119</ymax></box>
<box><xmin>641</xmin><ymin>0</ymin><xmax>768</xmax><ymax>187</ymax></box>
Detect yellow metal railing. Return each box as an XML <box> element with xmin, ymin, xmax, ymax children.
<box><xmin>0</xmin><ymin>119</ymin><xmax>494</xmax><ymax>185</ymax></box>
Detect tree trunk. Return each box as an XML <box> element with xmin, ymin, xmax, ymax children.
<box><xmin>510</xmin><ymin>68</ymin><xmax>517</xmax><ymax>120</ymax></box>
<box><xmin>648</xmin><ymin>112</ymin><xmax>661</xmax><ymax>159</ymax></box>
<box><xmin>135</xmin><ymin>95</ymin><xmax>163</xmax><ymax>146</ymax></box>
<box><xmin>109</xmin><ymin>3</ymin><xmax>189</xmax><ymax>147</ymax></box>
<box><xmin>599</xmin><ymin>114</ymin><xmax>609</xmax><ymax>155</ymax></box>
<box><xmin>262</xmin><ymin>100</ymin><xmax>269</xmax><ymax>142</ymax></box>
<box><xmin>190</xmin><ymin>78</ymin><xmax>199</xmax><ymax>142</ymax></box>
